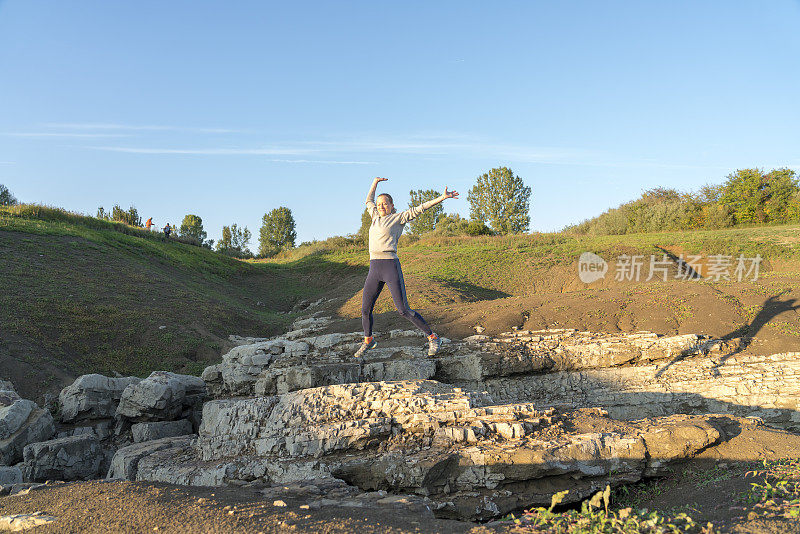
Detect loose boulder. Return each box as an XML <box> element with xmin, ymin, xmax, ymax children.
<box><xmin>0</xmin><ymin>465</ymin><xmax>22</xmax><ymax>485</ymax></box>
<box><xmin>106</xmin><ymin>435</ymin><xmax>196</xmax><ymax>481</ymax></box>
<box><xmin>21</xmin><ymin>435</ymin><xmax>102</xmax><ymax>482</ymax></box>
<box><xmin>115</xmin><ymin>372</ymin><xmax>205</xmax><ymax>424</ymax></box>
<box><xmin>59</xmin><ymin>374</ymin><xmax>141</xmax><ymax>423</ymax></box>
<box><xmin>0</xmin><ymin>394</ymin><xmax>55</xmax><ymax>466</ymax></box>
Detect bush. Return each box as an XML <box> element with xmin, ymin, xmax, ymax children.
<box><xmin>466</xmin><ymin>220</ymin><xmax>492</xmax><ymax>236</ymax></box>
<box><xmin>97</xmin><ymin>205</ymin><xmax>142</xmax><ymax>227</ymax></box>
<box><xmin>429</xmin><ymin>213</ymin><xmax>470</xmax><ymax>236</ymax></box>
<box><xmin>270</xmin><ymin>234</ymin><xmax>365</xmax><ymax>262</ymax></box>
<box><xmin>216</xmin><ymin>224</ymin><xmax>252</xmax><ymax>258</ymax></box>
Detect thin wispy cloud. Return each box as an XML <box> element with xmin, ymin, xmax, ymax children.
<box><xmin>0</xmin><ymin>161</ymin><xmax>15</xmax><ymax>165</ymax></box>
<box><xmin>2</xmin><ymin>132</ymin><xmax>131</xmax><ymax>138</ymax></box>
<box><xmin>80</xmin><ymin>133</ymin><xmax>725</xmax><ymax>171</ymax></box>
<box><xmin>85</xmin><ymin>146</ymin><xmax>315</xmax><ymax>156</ymax></box>
<box><xmin>293</xmin><ymin>136</ymin><xmax>591</xmax><ymax>163</ymax></box>
<box><xmin>268</xmin><ymin>159</ymin><xmax>377</xmax><ymax>165</ymax></box>
<box><xmin>83</xmin><ymin>145</ymin><xmax>376</xmax><ymax>164</ymax></box>
<box><xmin>44</xmin><ymin>122</ymin><xmax>247</xmax><ymax>134</ymax></box>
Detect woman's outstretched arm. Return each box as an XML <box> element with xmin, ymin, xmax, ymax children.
<box><xmin>400</xmin><ymin>186</ymin><xmax>459</xmax><ymax>223</ymax></box>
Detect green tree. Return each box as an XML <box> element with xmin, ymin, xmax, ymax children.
<box><xmin>109</xmin><ymin>204</ymin><xmax>142</xmax><ymax>226</ymax></box>
<box><xmin>468</xmin><ymin>167</ymin><xmax>531</xmax><ymax>234</ymax></box>
<box><xmin>216</xmin><ymin>224</ymin><xmax>252</xmax><ymax>257</ymax></box>
<box><xmin>407</xmin><ymin>189</ymin><xmax>442</xmax><ymax>236</ymax></box>
<box><xmin>0</xmin><ymin>184</ymin><xmax>17</xmax><ymax>206</ymax></box>
<box><xmin>217</xmin><ymin>226</ymin><xmax>232</xmax><ymax>251</ymax></box>
<box><xmin>357</xmin><ymin>208</ymin><xmax>371</xmax><ymax>245</ymax></box>
<box><xmin>258</xmin><ymin>206</ymin><xmax>297</xmax><ymax>257</ymax></box>
<box><xmin>179</xmin><ymin>214</ymin><xmax>208</xmax><ymax>243</ymax></box>
<box><xmin>719</xmin><ymin>168</ymin><xmax>799</xmax><ymax>224</ymax></box>
<box><xmin>763</xmin><ymin>168</ymin><xmax>798</xmax><ymax>222</ymax></box>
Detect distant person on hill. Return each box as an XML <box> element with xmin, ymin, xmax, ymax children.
<box><xmin>145</xmin><ymin>217</ymin><xmax>154</xmax><ymax>231</ymax></box>
<box><xmin>355</xmin><ymin>176</ymin><xmax>459</xmax><ymax>358</ymax></box>
<box><xmin>163</xmin><ymin>223</ymin><xmax>172</xmax><ymax>238</ymax></box>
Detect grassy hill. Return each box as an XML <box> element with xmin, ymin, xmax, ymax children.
<box><xmin>4</xmin><ymin>205</ymin><xmax>800</xmax><ymax>401</ymax></box>
<box><xmin>0</xmin><ymin>207</ymin><xmax>362</xmax><ymax>400</ymax></box>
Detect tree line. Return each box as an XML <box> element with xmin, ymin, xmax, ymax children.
<box><xmin>6</xmin><ymin>166</ymin><xmax>799</xmax><ymax>257</ymax></box>
<box><xmin>91</xmin><ymin>204</ymin><xmax>298</xmax><ymax>259</ymax></box>
<box><xmin>2</xmin><ymin>166</ymin><xmax>533</xmax><ymax>259</ymax></box>
<box><xmin>565</xmin><ymin>168</ymin><xmax>799</xmax><ymax>235</ymax></box>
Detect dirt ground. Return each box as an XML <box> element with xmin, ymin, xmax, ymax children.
<box><xmin>331</xmin><ymin>264</ymin><xmax>800</xmax><ymax>360</ymax></box>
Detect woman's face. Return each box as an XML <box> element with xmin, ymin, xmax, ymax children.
<box><xmin>377</xmin><ymin>195</ymin><xmax>393</xmax><ymax>216</ymax></box>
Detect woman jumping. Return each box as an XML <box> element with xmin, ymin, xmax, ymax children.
<box><xmin>355</xmin><ymin>176</ymin><xmax>459</xmax><ymax>358</ymax></box>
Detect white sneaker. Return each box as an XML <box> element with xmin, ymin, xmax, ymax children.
<box><xmin>427</xmin><ymin>334</ymin><xmax>442</xmax><ymax>356</ymax></box>
<box><xmin>354</xmin><ymin>339</ymin><xmax>377</xmax><ymax>358</ymax></box>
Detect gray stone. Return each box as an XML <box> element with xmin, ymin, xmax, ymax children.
<box><xmin>473</xmin><ymin>351</ymin><xmax>800</xmax><ymax>432</ymax></box>
<box><xmin>116</xmin><ymin>372</ymin><xmax>205</xmax><ymax>422</ymax></box>
<box><xmin>132</xmin><ymin>419</ymin><xmax>194</xmax><ymax>443</ymax></box>
<box><xmin>0</xmin><ymin>398</ymin><xmax>55</xmax><ymax>466</ymax></box>
<box><xmin>135</xmin><ymin>447</ymin><xmax>233</xmax><ymax>486</ymax></box>
<box><xmin>0</xmin><ymin>465</ymin><xmax>22</xmax><ymax>485</ymax></box>
<box><xmin>59</xmin><ymin>374</ymin><xmax>141</xmax><ymax>422</ymax></box>
<box><xmin>0</xmin><ymin>379</ymin><xmax>14</xmax><ymax>393</ymax></box>
<box><xmin>106</xmin><ymin>435</ymin><xmax>196</xmax><ymax>480</ymax></box>
<box><xmin>21</xmin><ymin>435</ymin><xmax>102</xmax><ymax>482</ymax></box>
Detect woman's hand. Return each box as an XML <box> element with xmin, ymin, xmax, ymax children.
<box><xmin>373</xmin><ymin>177</ymin><xmax>388</xmax><ymax>183</ymax></box>
<box><xmin>443</xmin><ymin>186</ymin><xmax>459</xmax><ymax>199</ymax></box>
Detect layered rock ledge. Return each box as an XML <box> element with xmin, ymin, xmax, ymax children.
<box><xmin>123</xmin><ymin>379</ymin><xmax>736</xmax><ymax>520</ymax></box>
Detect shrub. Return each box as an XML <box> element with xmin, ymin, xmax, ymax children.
<box><xmin>466</xmin><ymin>220</ymin><xmax>492</xmax><ymax>236</ymax></box>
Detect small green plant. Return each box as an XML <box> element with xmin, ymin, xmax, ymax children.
<box><xmin>503</xmin><ymin>486</ymin><xmax>715</xmax><ymax>533</ymax></box>
<box><xmin>743</xmin><ymin>458</ymin><xmax>800</xmax><ymax>519</ymax></box>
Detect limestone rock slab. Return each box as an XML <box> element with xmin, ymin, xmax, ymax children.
<box><xmin>59</xmin><ymin>374</ymin><xmax>141</xmax><ymax>422</ymax></box>
<box><xmin>0</xmin><ymin>512</ymin><xmax>58</xmax><ymax>531</ymax></box>
<box><xmin>116</xmin><ymin>372</ymin><xmax>205</xmax><ymax>422</ymax></box>
<box><xmin>106</xmin><ymin>435</ymin><xmax>196</xmax><ymax>480</ymax></box>
<box><xmin>132</xmin><ymin>419</ymin><xmax>194</xmax><ymax>443</ymax></box>
<box><xmin>0</xmin><ymin>398</ymin><xmax>55</xmax><ymax>466</ymax></box>
<box><xmin>21</xmin><ymin>435</ymin><xmax>102</xmax><ymax>482</ymax></box>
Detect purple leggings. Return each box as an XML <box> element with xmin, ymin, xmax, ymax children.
<box><xmin>361</xmin><ymin>259</ymin><xmax>432</xmax><ymax>337</ymax></box>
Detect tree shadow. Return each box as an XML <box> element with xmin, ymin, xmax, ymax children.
<box><xmin>438</xmin><ymin>279</ymin><xmax>511</xmax><ymax>302</ymax></box>
<box><xmin>653</xmin><ymin>291</ymin><xmax>800</xmax><ymax>378</ymax></box>
<box><xmin>714</xmin><ymin>290</ymin><xmax>800</xmax><ymax>366</ymax></box>
<box><xmin>653</xmin><ymin>246</ymin><xmax>703</xmax><ymax>280</ymax></box>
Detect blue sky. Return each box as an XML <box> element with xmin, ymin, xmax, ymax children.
<box><xmin>1</xmin><ymin>1</ymin><xmax>799</xmax><ymax>245</ymax></box>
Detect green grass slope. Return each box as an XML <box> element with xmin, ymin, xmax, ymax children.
<box><xmin>0</xmin><ymin>210</ymin><xmax>357</xmax><ymax>400</ymax></box>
